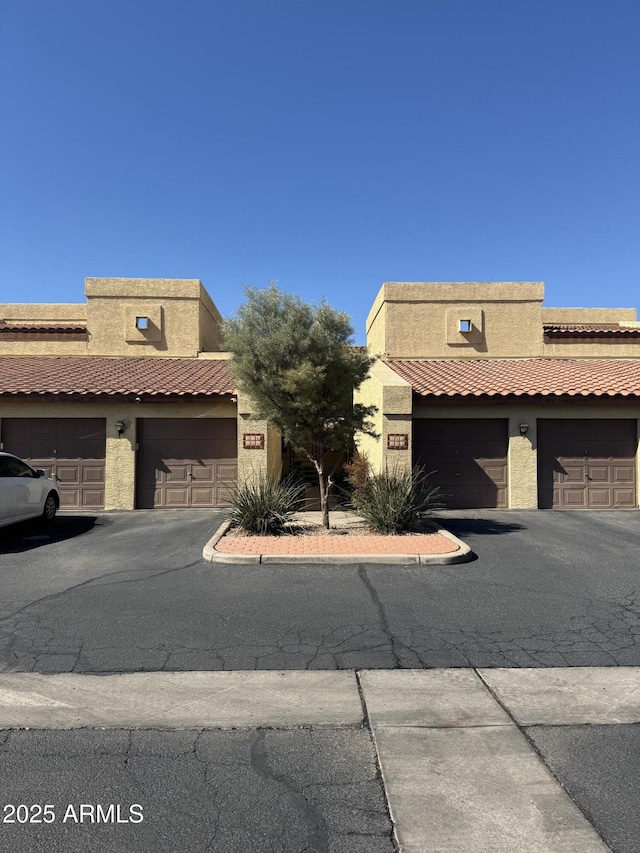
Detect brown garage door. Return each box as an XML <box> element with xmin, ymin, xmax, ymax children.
<box><xmin>1</xmin><ymin>418</ymin><xmax>106</xmax><ymax>509</ymax></box>
<box><xmin>413</xmin><ymin>418</ymin><xmax>508</xmax><ymax>508</ymax></box>
<box><xmin>538</xmin><ymin>419</ymin><xmax>637</xmax><ymax>509</ymax></box>
<box><xmin>136</xmin><ymin>418</ymin><xmax>237</xmax><ymax>508</ymax></box>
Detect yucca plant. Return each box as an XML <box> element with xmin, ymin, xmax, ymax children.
<box><xmin>228</xmin><ymin>472</ymin><xmax>306</xmax><ymax>535</ymax></box>
<box><xmin>349</xmin><ymin>465</ymin><xmax>443</xmax><ymax>534</ymax></box>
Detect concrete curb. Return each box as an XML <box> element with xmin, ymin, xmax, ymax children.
<box><xmin>426</xmin><ymin>521</ymin><xmax>474</xmax><ymax>564</ymax></box>
<box><xmin>202</xmin><ymin>519</ymin><xmax>260</xmax><ymax>564</ymax></box>
<box><xmin>202</xmin><ymin>519</ymin><xmax>473</xmax><ymax>566</ymax></box>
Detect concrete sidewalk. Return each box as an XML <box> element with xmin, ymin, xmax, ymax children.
<box><xmin>2</xmin><ymin>667</ymin><xmax>639</xmax><ymax>850</ymax></box>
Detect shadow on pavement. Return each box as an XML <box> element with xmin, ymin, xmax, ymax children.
<box><xmin>0</xmin><ymin>515</ymin><xmax>98</xmax><ymax>554</ymax></box>
<box><xmin>438</xmin><ymin>516</ymin><xmax>526</xmax><ymax>537</ymax></box>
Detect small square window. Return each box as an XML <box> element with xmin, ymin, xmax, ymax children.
<box><xmin>136</xmin><ymin>316</ymin><xmax>149</xmax><ymax>330</ymax></box>
<box><xmin>459</xmin><ymin>319</ymin><xmax>472</xmax><ymax>333</ymax></box>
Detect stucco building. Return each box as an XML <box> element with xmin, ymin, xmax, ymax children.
<box><xmin>0</xmin><ymin>278</ymin><xmax>281</xmax><ymax>511</ymax></box>
<box><xmin>358</xmin><ymin>282</ymin><xmax>640</xmax><ymax>509</ymax></box>
<box><xmin>1</xmin><ymin>277</ymin><xmax>639</xmax><ymax>511</ymax></box>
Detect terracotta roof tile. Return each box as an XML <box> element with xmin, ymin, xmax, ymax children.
<box><xmin>543</xmin><ymin>323</ymin><xmax>640</xmax><ymax>337</ymax></box>
<box><xmin>385</xmin><ymin>358</ymin><xmax>640</xmax><ymax>398</ymax></box>
<box><xmin>0</xmin><ymin>323</ymin><xmax>87</xmax><ymax>333</ymax></box>
<box><xmin>0</xmin><ymin>356</ymin><xmax>236</xmax><ymax>397</ymax></box>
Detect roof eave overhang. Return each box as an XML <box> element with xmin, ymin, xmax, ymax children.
<box><xmin>411</xmin><ymin>391</ymin><xmax>640</xmax><ymax>400</ymax></box>
<box><xmin>0</xmin><ymin>391</ymin><xmax>238</xmax><ymax>402</ymax></box>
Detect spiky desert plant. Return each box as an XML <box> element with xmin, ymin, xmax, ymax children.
<box><xmin>349</xmin><ymin>465</ymin><xmax>443</xmax><ymax>534</ymax></box>
<box><xmin>228</xmin><ymin>472</ymin><xmax>306</xmax><ymax>535</ymax></box>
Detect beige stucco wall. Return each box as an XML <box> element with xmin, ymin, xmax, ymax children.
<box><xmin>355</xmin><ymin>360</ymin><xmax>412</xmax><ymax>474</ymax></box>
<box><xmin>1</xmin><ymin>279</ymin><xmax>225</xmax><ymax>358</ymax></box>
<box><xmin>0</xmin><ymin>338</ymin><xmax>89</xmax><ymax>356</ymax></box>
<box><xmin>542</xmin><ymin>306</ymin><xmax>640</xmax><ymax>358</ymax></box>
<box><xmin>411</xmin><ymin>400</ymin><xmax>640</xmax><ymax>509</ymax></box>
<box><xmin>507</xmin><ymin>410</ymin><xmax>538</xmax><ymax>509</ymax></box>
<box><xmin>367</xmin><ymin>283</ymin><xmax>640</xmax><ymax>361</ymax></box>
<box><xmin>0</xmin><ymin>303</ymin><xmax>88</xmax><ymax>356</ymax></box>
<box><xmin>0</xmin><ymin>398</ymin><xmax>237</xmax><ymax>510</ymax></box>
<box><xmin>542</xmin><ymin>308</ymin><xmax>637</xmax><ymax>323</ymax></box>
<box><xmin>0</xmin><ymin>304</ymin><xmax>87</xmax><ymax>321</ymax></box>
<box><xmin>198</xmin><ymin>283</ymin><xmax>224</xmax><ymax>353</ymax></box>
<box><xmin>543</xmin><ymin>339</ymin><xmax>640</xmax><ymax>358</ymax></box>
<box><xmin>365</xmin><ymin>290</ymin><xmax>387</xmax><ymax>357</ymax></box>
<box><xmin>236</xmin><ymin>392</ymin><xmax>283</xmax><ymax>483</ymax></box>
<box><xmin>86</xmin><ymin>278</ymin><xmax>206</xmax><ymax>357</ymax></box>
<box><xmin>367</xmin><ymin>282</ymin><xmax>545</xmax><ymax>359</ymax></box>
<box><xmin>104</xmin><ymin>415</ymin><xmax>137</xmax><ymax>510</ymax></box>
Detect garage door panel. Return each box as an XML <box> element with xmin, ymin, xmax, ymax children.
<box><xmin>495</xmin><ymin>486</ymin><xmax>507</xmax><ymax>507</ymax></box>
<box><xmin>615</xmin><ymin>488</ymin><xmax>636</xmax><ymax>505</ymax></box>
<box><xmin>589</xmin><ymin>489</ymin><xmax>612</xmax><ymax>508</ymax></box>
<box><xmin>215</xmin><ymin>464</ymin><xmax>238</xmax><ymax>506</ymax></box>
<box><xmin>215</xmin><ymin>486</ymin><xmax>235</xmax><ymax>506</ymax></box>
<box><xmin>483</xmin><ymin>465</ymin><xmax>508</xmax><ymax>484</ymax></box>
<box><xmin>588</xmin><ymin>466</ymin><xmax>609</xmax><ymax>483</ymax></box>
<box><xmin>57</xmin><ymin>466</ymin><xmax>81</xmax><ymax>485</ymax></box>
<box><xmin>165</xmin><ymin>465</ymin><xmax>189</xmax><ymax>483</ymax></box>
<box><xmin>62</xmin><ymin>488</ymin><xmax>81</xmax><ymax>509</ymax></box>
<box><xmin>562</xmin><ymin>466</ymin><xmax>586</xmax><ymax>484</ymax></box>
<box><xmin>192</xmin><ymin>464</ymin><xmax>214</xmax><ymax>481</ymax></box>
<box><xmin>564</xmin><ymin>489</ymin><xmax>587</xmax><ymax>507</ymax></box>
<box><xmin>217</xmin><ymin>463</ymin><xmax>237</xmax><ymax>478</ymax></box>
<box><xmin>413</xmin><ymin>419</ymin><xmax>508</xmax><ymax>509</ymax></box>
<box><xmin>165</xmin><ymin>488</ymin><xmax>190</xmax><ymax>508</ymax></box>
<box><xmin>1</xmin><ymin>418</ymin><xmax>106</xmax><ymax>510</ymax></box>
<box><xmin>84</xmin><ymin>465</ymin><xmax>105</xmax><ymax>483</ymax></box>
<box><xmin>613</xmin><ymin>466</ymin><xmax>634</xmax><ymax>482</ymax></box>
<box><xmin>538</xmin><ymin>419</ymin><xmax>637</xmax><ymax>509</ymax></box>
<box><xmin>136</xmin><ymin>418</ymin><xmax>237</xmax><ymax>509</ymax></box>
<box><xmin>191</xmin><ymin>487</ymin><xmax>215</xmax><ymax>506</ymax></box>
<box><xmin>82</xmin><ymin>490</ymin><xmax>105</xmax><ymax>509</ymax></box>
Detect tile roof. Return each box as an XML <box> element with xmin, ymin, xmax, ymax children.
<box><xmin>385</xmin><ymin>358</ymin><xmax>640</xmax><ymax>398</ymax></box>
<box><xmin>543</xmin><ymin>323</ymin><xmax>640</xmax><ymax>337</ymax></box>
<box><xmin>0</xmin><ymin>323</ymin><xmax>87</xmax><ymax>333</ymax></box>
<box><xmin>0</xmin><ymin>356</ymin><xmax>236</xmax><ymax>397</ymax></box>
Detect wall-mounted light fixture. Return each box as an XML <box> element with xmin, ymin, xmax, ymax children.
<box><xmin>519</xmin><ymin>422</ymin><xmax>529</xmax><ymax>436</ymax></box>
<box><xmin>230</xmin><ymin>396</ymin><xmax>237</xmax><ymax>403</ymax></box>
<box><xmin>115</xmin><ymin>420</ymin><xmax>126</xmax><ymax>436</ymax></box>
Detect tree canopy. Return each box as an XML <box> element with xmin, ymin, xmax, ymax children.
<box><xmin>223</xmin><ymin>283</ymin><xmax>377</xmax><ymax>526</ymax></box>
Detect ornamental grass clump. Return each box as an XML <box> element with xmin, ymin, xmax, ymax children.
<box><xmin>349</xmin><ymin>465</ymin><xmax>443</xmax><ymax>535</ymax></box>
<box><xmin>228</xmin><ymin>472</ymin><xmax>306</xmax><ymax>535</ymax></box>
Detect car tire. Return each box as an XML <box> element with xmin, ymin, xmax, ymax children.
<box><xmin>42</xmin><ymin>492</ymin><xmax>58</xmax><ymax>523</ymax></box>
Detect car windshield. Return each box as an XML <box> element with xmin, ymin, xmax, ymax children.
<box><xmin>4</xmin><ymin>457</ymin><xmax>35</xmax><ymax>478</ymax></box>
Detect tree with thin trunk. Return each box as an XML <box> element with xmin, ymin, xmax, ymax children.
<box><xmin>223</xmin><ymin>283</ymin><xmax>377</xmax><ymax>529</ymax></box>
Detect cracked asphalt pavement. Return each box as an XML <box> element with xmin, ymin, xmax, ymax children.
<box><xmin>1</xmin><ymin>509</ymin><xmax>639</xmax><ymax>673</ymax></box>
<box><xmin>2</xmin><ymin>511</ymin><xmax>640</xmax><ymax>853</ymax></box>
<box><xmin>0</xmin><ymin>727</ymin><xmax>393</xmax><ymax>853</ymax></box>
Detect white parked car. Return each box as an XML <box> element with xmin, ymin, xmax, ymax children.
<box><xmin>0</xmin><ymin>451</ymin><xmax>60</xmax><ymax>528</ymax></box>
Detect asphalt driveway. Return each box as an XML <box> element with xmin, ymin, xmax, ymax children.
<box><xmin>2</xmin><ymin>512</ymin><xmax>640</xmax><ymax>853</ymax></box>
<box><xmin>0</xmin><ymin>509</ymin><xmax>639</xmax><ymax>672</ymax></box>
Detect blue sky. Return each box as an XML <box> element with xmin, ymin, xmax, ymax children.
<box><xmin>2</xmin><ymin>0</ymin><xmax>638</xmax><ymax>342</ymax></box>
